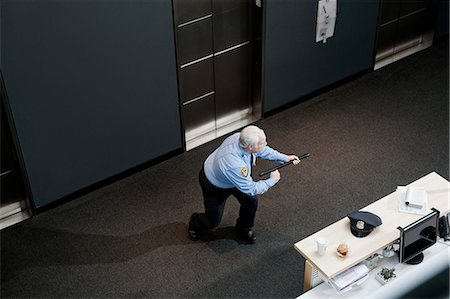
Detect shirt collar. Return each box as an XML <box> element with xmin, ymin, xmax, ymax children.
<box><xmin>238</xmin><ymin>143</ymin><xmax>251</xmax><ymax>158</ymax></box>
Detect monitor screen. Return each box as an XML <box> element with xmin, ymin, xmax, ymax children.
<box><xmin>398</xmin><ymin>208</ymin><xmax>440</xmax><ymax>265</ymax></box>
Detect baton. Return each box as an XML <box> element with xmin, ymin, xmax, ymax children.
<box><xmin>258</xmin><ymin>152</ymin><xmax>310</xmax><ymax>177</ymax></box>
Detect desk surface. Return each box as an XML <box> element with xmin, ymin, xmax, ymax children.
<box><xmin>294</xmin><ymin>171</ymin><xmax>450</xmax><ymax>279</ymax></box>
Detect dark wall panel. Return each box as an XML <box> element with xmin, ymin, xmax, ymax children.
<box><xmin>1</xmin><ymin>0</ymin><xmax>181</xmax><ymax>208</ymax></box>
<box><xmin>263</xmin><ymin>0</ymin><xmax>380</xmax><ymax>113</ymax></box>
<box><xmin>435</xmin><ymin>0</ymin><xmax>449</xmax><ymax>40</ymax></box>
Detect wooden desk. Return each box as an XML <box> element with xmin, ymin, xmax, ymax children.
<box><xmin>294</xmin><ymin>171</ymin><xmax>450</xmax><ymax>291</ymax></box>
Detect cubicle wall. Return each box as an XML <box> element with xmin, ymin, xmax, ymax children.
<box><xmin>1</xmin><ymin>0</ymin><xmax>182</xmax><ymax>208</ymax></box>
<box><xmin>263</xmin><ymin>0</ymin><xmax>380</xmax><ymax>114</ymax></box>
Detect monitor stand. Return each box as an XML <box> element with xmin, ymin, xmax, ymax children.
<box><xmin>406</xmin><ymin>252</ymin><xmax>424</xmax><ymax>265</ymax></box>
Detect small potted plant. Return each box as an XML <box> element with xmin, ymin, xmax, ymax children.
<box><xmin>376</xmin><ymin>267</ymin><xmax>396</xmax><ymax>284</ymax></box>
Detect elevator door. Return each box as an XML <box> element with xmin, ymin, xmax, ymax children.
<box><xmin>374</xmin><ymin>0</ymin><xmax>436</xmax><ymax>69</ymax></box>
<box><xmin>1</xmin><ymin>82</ymin><xmax>31</xmax><ymax>229</ymax></box>
<box><xmin>173</xmin><ymin>0</ymin><xmax>261</xmax><ymax>150</ymax></box>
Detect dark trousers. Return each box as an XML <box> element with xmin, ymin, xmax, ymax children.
<box><xmin>191</xmin><ymin>168</ymin><xmax>258</xmax><ymax>230</ymax></box>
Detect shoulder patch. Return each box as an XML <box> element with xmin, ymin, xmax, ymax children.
<box><xmin>241</xmin><ymin>167</ymin><xmax>248</xmax><ymax>177</ymax></box>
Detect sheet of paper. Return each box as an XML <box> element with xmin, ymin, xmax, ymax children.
<box><xmin>329</xmin><ymin>264</ymin><xmax>369</xmax><ymax>290</ymax></box>
<box><xmin>397</xmin><ymin>186</ymin><xmax>427</xmax><ymax>215</ymax></box>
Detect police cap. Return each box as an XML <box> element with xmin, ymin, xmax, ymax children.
<box><xmin>347</xmin><ymin>211</ymin><xmax>382</xmax><ymax>238</ymax></box>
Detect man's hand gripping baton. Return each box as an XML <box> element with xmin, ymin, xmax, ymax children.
<box><xmin>258</xmin><ymin>153</ymin><xmax>310</xmax><ymax>177</ymax></box>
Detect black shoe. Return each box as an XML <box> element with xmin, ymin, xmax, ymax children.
<box><xmin>188</xmin><ymin>213</ymin><xmax>200</xmax><ymax>241</ymax></box>
<box><xmin>236</xmin><ymin>228</ymin><xmax>256</xmax><ymax>244</ymax></box>
<box><xmin>188</xmin><ymin>226</ymin><xmax>200</xmax><ymax>241</ymax></box>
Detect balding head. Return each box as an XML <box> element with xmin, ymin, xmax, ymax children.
<box><xmin>239</xmin><ymin>125</ymin><xmax>267</xmax><ymax>153</ymax></box>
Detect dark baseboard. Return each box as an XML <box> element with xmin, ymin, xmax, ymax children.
<box><xmin>34</xmin><ymin>147</ymin><xmax>184</xmax><ymax>215</ymax></box>
<box><xmin>263</xmin><ymin>68</ymin><xmax>373</xmax><ymax>118</ymax></box>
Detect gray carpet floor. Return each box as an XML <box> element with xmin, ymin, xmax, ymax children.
<box><xmin>1</xmin><ymin>40</ymin><xmax>448</xmax><ymax>298</ymax></box>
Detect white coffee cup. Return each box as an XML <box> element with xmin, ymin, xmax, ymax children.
<box><xmin>316</xmin><ymin>237</ymin><xmax>328</xmax><ymax>255</ymax></box>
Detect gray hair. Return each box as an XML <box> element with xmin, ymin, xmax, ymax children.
<box><xmin>239</xmin><ymin>125</ymin><xmax>263</xmax><ymax>148</ymax></box>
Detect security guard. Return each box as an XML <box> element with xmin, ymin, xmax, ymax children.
<box><xmin>189</xmin><ymin>125</ymin><xmax>300</xmax><ymax>244</ymax></box>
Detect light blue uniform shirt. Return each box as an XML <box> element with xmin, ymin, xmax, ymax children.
<box><xmin>204</xmin><ymin>133</ymin><xmax>288</xmax><ymax>196</ymax></box>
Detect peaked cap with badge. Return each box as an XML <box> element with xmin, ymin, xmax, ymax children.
<box><xmin>347</xmin><ymin>211</ymin><xmax>382</xmax><ymax>238</ymax></box>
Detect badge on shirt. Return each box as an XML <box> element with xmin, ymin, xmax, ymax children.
<box><xmin>241</xmin><ymin>167</ymin><xmax>248</xmax><ymax>177</ymax></box>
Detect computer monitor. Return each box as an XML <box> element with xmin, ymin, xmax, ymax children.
<box><xmin>397</xmin><ymin>208</ymin><xmax>440</xmax><ymax>265</ymax></box>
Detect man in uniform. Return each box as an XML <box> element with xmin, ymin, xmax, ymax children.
<box><xmin>189</xmin><ymin>125</ymin><xmax>300</xmax><ymax>244</ymax></box>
